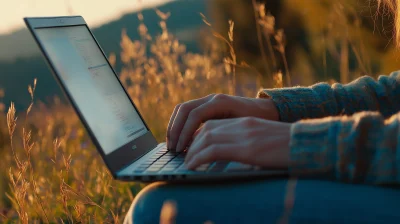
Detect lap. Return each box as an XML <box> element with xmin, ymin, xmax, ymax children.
<box><xmin>124</xmin><ymin>179</ymin><xmax>400</xmax><ymax>224</ymax></box>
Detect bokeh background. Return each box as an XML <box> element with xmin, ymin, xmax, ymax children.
<box><xmin>0</xmin><ymin>0</ymin><xmax>398</xmax><ymax>222</ymax></box>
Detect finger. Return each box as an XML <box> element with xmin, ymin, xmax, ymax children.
<box><xmin>185</xmin><ymin>119</ymin><xmax>243</xmax><ymax>161</ymax></box>
<box><xmin>181</xmin><ymin>117</ymin><xmax>243</xmax><ymax>153</ymax></box>
<box><xmin>191</xmin><ymin>125</ymin><xmax>204</xmax><ymax>142</ymax></box>
<box><xmin>166</xmin><ymin>104</ymin><xmax>181</xmax><ymax>149</ymax></box>
<box><xmin>198</xmin><ymin>118</ymin><xmax>243</xmax><ymax>131</ymax></box>
<box><xmin>193</xmin><ymin>126</ymin><xmax>203</xmax><ymax>139</ymax></box>
<box><xmin>169</xmin><ymin>94</ymin><xmax>215</xmax><ymax>150</ymax></box>
<box><xmin>175</xmin><ymin>99</ymin><xmax>224</xmax><ymax>152</ymax></box>
<box><xmin>185</xmin><ymin>126</ymin><xmax>205</xmax><ymax>150</ymax></box>
<box><xmin>187</xmin><ymin>117</ymin><xmax>260</xmax><ymax>153</ymax></box>
<box><xmin>185</xmin><ymin>128</ymin><xmax>234</xmax><ymax>163</ymax></box>
<box><xmin>186</xmin><ymin>143</ymin><xmax>248</xmax><ymax>169</ymax></box>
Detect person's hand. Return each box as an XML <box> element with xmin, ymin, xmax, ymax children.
<box><xmin>167</xmin><ymin>94</ymin><xmax>279</xmax><ymax>152</ymax></box>
<box><xmin>184</xmin><ymin>117</ymin><xmax>291</xmax><ymax>169</ymax></box>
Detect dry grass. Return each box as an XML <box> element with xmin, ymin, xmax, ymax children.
<box><xmin>0</xmin><ymin>1</ymin><xmax>386</xmax><ymax>222</ymax></box>
<box><xmin>0</xmin><ymin>9</ymin><xmax>261</xmax><ymax>223</ymax></box>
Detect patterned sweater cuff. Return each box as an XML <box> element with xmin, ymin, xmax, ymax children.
<box><xmin>288</xmin><ymin>117</ymin><xmax>342</xmax><ymax>179</ymax></box>
<box><xmin>257</xmin><ymin>84</ymin><xmax>338</xmax><ymax>122</ymax></box>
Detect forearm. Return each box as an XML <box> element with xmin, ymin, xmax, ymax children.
<box><xmin>257</xmin><ymin>71</ymin><xmax>400</xmax><ymax>122</ymax></box>
<box><xmin>289</xmin><ymin>111</ymin><xmax>400</xmax><ymax>185</ymax></box>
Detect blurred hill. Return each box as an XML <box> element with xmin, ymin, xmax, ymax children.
<box><xmin>0</xmin><ymin>29</ymin><xmax>38</xmax><ymax>62</ymax></box>
<box><xmin>0</xmin><ymin>0</ymin><xmax>208</xmax><ymax>110</ymax></box>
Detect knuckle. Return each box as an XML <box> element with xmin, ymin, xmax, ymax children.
<box><xmin>203</xmin><ymin>121</ymin><xmax>214</xmax><ymax>130</ymax></box>
<box><xmin>202</xmin><ymin>122</ymin><xmax>210</xmax><ymax>131</ymax></box>
<box><xmin>243</xmin><ymin>117</ymin><xmax>257</xmax><ymax>126</ymax></box>
<box><xmin>188</xmin><ymin>108</ymin><xmax>201</xmax><ymax>121</ymax></box>
<box><xmin>203</xmin><ymin>131</ymin><xmax>213</xmax><ymax>143</ymax></box>
<box><xmin>212</xmin><ymin>93</ymin><xmax>228</xmax><ymax>101</ymax></box>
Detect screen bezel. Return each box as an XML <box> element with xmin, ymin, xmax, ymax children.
<box><xmin>24</xmin><ymin>16</ymin><xmax>158</xmax><ymax>175</ymax></box>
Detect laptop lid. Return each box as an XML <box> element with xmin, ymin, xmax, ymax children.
<box><xmin>24</xmin><ymin>16</ymin><xmax>158</xmax><ymax>175</ymax></box>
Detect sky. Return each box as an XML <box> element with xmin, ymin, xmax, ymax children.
<box><xmin>0</xmin><ymin>0</ymin><xmax>171</xmax><ymax>35</ymax></box>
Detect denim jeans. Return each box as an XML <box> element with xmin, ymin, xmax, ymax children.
<box><xmin>124</xmin><ymin>179</ymin><xmax>400</xmax><ymax>224</ymax></box>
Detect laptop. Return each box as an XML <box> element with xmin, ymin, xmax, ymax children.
<box><xmin>24</xmin><ymin>16</ymin><xmax>287</xmax><ymax>182</ymax></box>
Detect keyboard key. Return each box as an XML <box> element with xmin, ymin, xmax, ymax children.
<box><xmin>171</xmin><ymin>160</ymin><xmax>184</xmax><ymax>164</ymax></box>
<box><xmin>195</xmin><ymin>163</ymin><xmax>210</xmax><ymax>172</ymax></box>
<box><xmin>156</xmin><ymin>158</ymin><xmax>169</xmax><ymax>162</ymax></box>
<box><xmin>225</xmin><ymin>162</ymin><xmax>253</xmax><ymax>172</ymax></box>
<box><xmin>167</xmin><ymin>151</ymin><xmax>181</xmax><ymax>155</ymax></box>
<box><xmin>165</xmin><ymin>161</ymin><xmax>181</xmax><ymax>166</ymax></box>
<box><xmin>166</xmin><ymin>164</ymin><xmax>182</xmax><ymax>169</ymax></box>
<box><xmin>209</xmin><ymin>161</ymin><xmax>229</xmax><ymax>172</ymax></box>
<box><xmin>161</xmin><ymin>155</ymin><xmax>175</xmax><ymax>159</ymax></box>
<box><xmin>155</xmin><ymin>158</ymin><xmax>169</xmax><ymax>162</ymax></box>
<box><xmin>158</xmin><ymin>158</ymin><xmax>172</xmax><ymax>162</ymax></box>
<box><xmin>171</xmin><ymin>157</ymin><xmax>184</xmax><ymax>162</ymax></box>
<box><xmin>153</xmin><ymin>162</ymin><xmax>168</xmax><ymax>167</ymax></box>
<box><xmin>154</xmin><ymin>160</ymin><xmax>168</xmax><ymax>165</ymax></box>
<box><xmin>149</xmin><ymin>164</ymin><xmax>165</xmax><ymax>168</ymax></box>
<box><xmin>147</xmin><ymin>167</ymin><xmax>161</xmax><ymax>172</ymax></box>
<box><xmin>195</xmin><ymin>167</ymin><xmax>208</xmax><ymax>172</ymax></box>
<box><xmin>160</xmin><ymin>167</ymin><xmax>176</xmax><ymax>172</ymax></box>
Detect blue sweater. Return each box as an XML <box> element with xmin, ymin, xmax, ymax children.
<box><xmin>258</xmin><ymin>71</ymin><xmax>400</xmax><ymax>185</ymax></box>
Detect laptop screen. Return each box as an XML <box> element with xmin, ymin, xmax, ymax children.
<box><xmin>35</xmin><ymin>25</ymin><xmax>148</xmax><ymax>155</ymax></box>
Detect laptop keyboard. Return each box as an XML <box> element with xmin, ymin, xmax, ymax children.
<box><xmin>133</xmin><ymin>146</ymin><xmax>230</xmax><ymax>173</ymax></box>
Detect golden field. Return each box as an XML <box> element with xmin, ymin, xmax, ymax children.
<box><xmin>0</xmin><ymin>0</ymin><xmax>397</xmax><ymax>222</ymax></box>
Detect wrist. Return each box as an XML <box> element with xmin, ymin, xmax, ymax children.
<box><xmin>254</xmin><ymin>98</ymin><xmax>280</xmax><ymax>121</ymax></box>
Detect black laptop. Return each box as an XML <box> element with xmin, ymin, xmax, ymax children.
<box><xmin>24</xmin><ymin>16</ymin><xmax>287</xmax><ymax>182</ymax></box>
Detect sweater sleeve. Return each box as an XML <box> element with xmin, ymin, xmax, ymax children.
<box><xmin>289</xmin><ymin>111</ymin><xmax>400</xmax><ymax>185</ymax></box>
<box><xmin>257</xmin><ymin>71</ymin><xmax>400</xmax><ymax>122</ymax></box>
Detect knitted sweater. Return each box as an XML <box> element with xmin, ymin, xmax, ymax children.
<box><xmin>257</xmin><ymin>71</ymin><xmax>400</xmax><ymax>185</ymax></box>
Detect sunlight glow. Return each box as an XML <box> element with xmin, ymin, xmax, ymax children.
<box><xmin>0</xmin><ymin>0</ymin><xmax>172</xmax><ymax>34</ymax></box>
